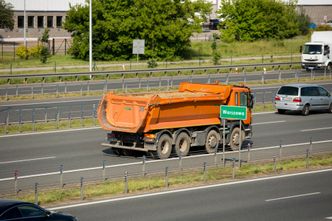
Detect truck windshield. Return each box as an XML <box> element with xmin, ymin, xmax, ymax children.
<box><xmin>303</xmin><ymin>45</ymin><xmax>322</xmax><ymax>54</ymax></box>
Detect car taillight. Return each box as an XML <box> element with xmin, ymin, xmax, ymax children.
<box><xmin>293</xmin><ymin>97</ymin><xmax>302</xmax><ymax>102</ymax></box>
<box><xmin>275</xmin><ymin>95</ymin><xmax>281</xmax><ymax>101</ymax></box>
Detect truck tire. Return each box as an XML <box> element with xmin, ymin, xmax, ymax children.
<box><xmin>175</xmin><ymin>132</ymin><xmax>191</xmax><ymax>157</ymax></box>
<box><xmin>229</xmin><ymin>127</ymin><xmax>245</xmax><ymax>151</ymax></box>
<box><xmin>155</xmin><ymin>134</ymin><xmax>173</xmax><ymax>159</ymax></box>
<box><xmin>205</xmin><ymin>130</ymin><xmax>220</xmax><ymax>154</ymax></box>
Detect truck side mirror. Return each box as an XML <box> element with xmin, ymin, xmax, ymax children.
<box><xmin>300</xmin><ymin>46</ymin><xmax>302</xmax><ymax>53</ymax></box>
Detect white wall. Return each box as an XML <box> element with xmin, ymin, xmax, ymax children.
<box><xmin>6</xmin><ymin>0</ymin><xmax>85</xmax><ymax>11</ymax></box>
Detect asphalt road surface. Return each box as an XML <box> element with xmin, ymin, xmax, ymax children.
<box><xmin>1</xmin><ymin>68</ymin><xmax>330</xmax><ymax>97</ymax></box>
<box><xmin>1</xmin><ymin>81</ymin><xmax>332</xmax><ymax>124</ymax></box>
<box><xmin>0</xmin><ymin>111</ymin><xmax>331</xmax><ymax>194</ymax></box>
<box><xmin>55</xmin><ymin>169</ymin><xmax>332</xmax><ymax>221</ymax></box>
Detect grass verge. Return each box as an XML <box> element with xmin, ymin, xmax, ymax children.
<box><xmin>7</xmin><ymin>153</ymin><xmax>332</xmax><ymax>207</ymax></box>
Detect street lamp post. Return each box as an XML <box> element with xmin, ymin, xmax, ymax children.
<box><xmin>89</xmin><ymin>0</ymin><xmax>92</xmax><ymax>73</ymax></box>
<box><xmin>24</xmin><ymin>0</ymin><xmax>27</xmax><ymax>47</ymax></box>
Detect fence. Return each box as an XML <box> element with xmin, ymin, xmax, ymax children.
<box><xmin>0</xmin><ymin>38</ymin><xmax>71</xmax><ymax>62</ymax></box>
<box><xmin>1</xmin><ymin>138</ymin><xmax>331</xmax><ymax>202</ymax></box>
<box><xmin>1</xmin><ymin>63</ymin><xmax>331</xmax><ymax>101</ymax></box>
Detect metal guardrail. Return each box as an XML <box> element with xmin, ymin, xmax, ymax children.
<box><xmin>0</xmin><ymin>62</ymin><xmax>302</xmax><ymax>82</ymax></box>
<box><xmin>0</xmin><ymin>138</ymin><xmax>330</xmax><ymax>198</ymax></box>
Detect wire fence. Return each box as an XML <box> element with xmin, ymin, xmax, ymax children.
<box><xmin>0</xmin><ymin>38</ymin><xmax>71</xmax><ymax>62</ymax></box>
<box><xmin>0</xmin><ymin>138</ymin><xmax>331</xmax><ymax>202</ymax></box>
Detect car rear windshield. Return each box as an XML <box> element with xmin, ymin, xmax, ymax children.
<box><xmin>277</xmin><ymin>86</ymin><xmax>299</xmax><ymax>95</ymax></box>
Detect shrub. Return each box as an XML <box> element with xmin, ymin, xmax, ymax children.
<box><xmin>147</xmin><ymin>59</ymin><xmax>158</xmax><ymax>68</ymax></box>
<box><xmin>39</xmin><ymin>46</ymin><xmax>50</xmax><ymax>64</ymax></box>
<box><xmin>29</xmin><ymin>45</ymin><xmax>42</xmax><ymax>58</ymax></box>
<box><xmin>16</xmin><ymin>45</ymin><xmax>30</xmax><ymax>60</ymax></box>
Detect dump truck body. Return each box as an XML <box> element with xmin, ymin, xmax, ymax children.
<box><xmin>98</xmin><ymin>82</ymin><xmax>254</xmax><ymax>159</ymax></box>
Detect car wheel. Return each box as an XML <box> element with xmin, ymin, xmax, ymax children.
<box><xmin>174</xmin><ymin>132</ymin><xmax>191</xmax><ymax>157</ymax></box>
<box><xmin>328</xmin><ymin>103</ymin><xmax>332</xmax><ymax>113</ymax></box>
<box><xmin>205</xmin><ymin>130</ymin><xmax>220</xmax><ymax>154</ymax></box>
<box><xmin>277</xmin><ymin>109</ymin><xmax>286</xmax><ymax>114</ymax></box>
<box><xmin>302</xmin><ymin>104</ymin><xmax>310</xmax><ymax>116</ymax></box>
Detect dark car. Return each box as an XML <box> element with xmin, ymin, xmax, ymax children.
<box><xmin>0</xmin><ymin>199</ymin><xmax>77</xmax><ymax>221</ymax></box>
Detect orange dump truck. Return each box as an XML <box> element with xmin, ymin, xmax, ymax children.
<box><xmin>97</xmin><ymin>82</ymin><xmax>254</xmax><ymax>159</ymax></box>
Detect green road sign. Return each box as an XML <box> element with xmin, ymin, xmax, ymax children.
<box><xmin>220</xmin><ymin>105</ymin><xmax>247</xmax><ymax>120</ymax></box>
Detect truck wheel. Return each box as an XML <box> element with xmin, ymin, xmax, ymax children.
<box><xmin>156</xmin><ymin>134</ymin><xmax>172</xmax><ymax>159</ymax></box>
<box><xmin>229</xmin><ymin>127</ymin><xmax>245</xmax><ymax>151</ymax></box>
<box><xmin>302</xmin><ymin>104</ymin><xmax>310</xmax><ymax>116</ymax></box>
<box><xmin>205</xmin><ymin>130</ymin><xmax>220</xmax><ymax>154</ymax></box>
<box><xmin>175</xmin><ymin>132</ymin><xmax>191</xmax><ymax>157</ymax></box>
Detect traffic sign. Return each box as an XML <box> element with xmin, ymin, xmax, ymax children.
<box><xmin>220</xmin><ymin>105</ymin><xmax>247</xmax><ymax>120</ymax></box>
<box><xmin>133</xmin><ymin>39</ymin><xmax>145</xmax><ymax>54</ymax></box>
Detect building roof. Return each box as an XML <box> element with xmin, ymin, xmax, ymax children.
<box><xmin>297</xmin><ymin>0</ymin><xmax>332</xmax><ymax>5</ymax></box>
<box><xmin>6</xmin><ymin>0</ymin><xmax>86</xmax><ymax>11</ymax></box>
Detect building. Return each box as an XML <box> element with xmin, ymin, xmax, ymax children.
<box><xmin>0</xmin><ymin>0</ymin><xmax>85</xmax><ymax>40</ymax></box>
<box><xmin>297</xmin><ymin>0</ymin><xmax>332</xmax><ymax>25</ymax></box>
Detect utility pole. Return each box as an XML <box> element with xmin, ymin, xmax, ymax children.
<box><xmin>89</xmin><ymin>0</ymin><xmax>92</xmax><ymax>73</ymax></box>
<box><xmin>24</xmin><ymin>0</ymin><xmax>27</xmax><ymax>47</ymax></box>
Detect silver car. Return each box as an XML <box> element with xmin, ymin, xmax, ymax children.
<box><xmin>274</xmin><ymin>84</ymin><xmax>332</xmax><ymax>115</ymax></box>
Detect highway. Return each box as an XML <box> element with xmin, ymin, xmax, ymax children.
<box><xmin>54</xmin><ymin>169</ymin><xmax>332</xmax><ymax>221</ymax></box>
<box><xmin>1</xmin><ymin>81</ymin><xmax>332</xmax><ymax>124</ymax></box>
<box><xmin>1</xmin><ymin>67</ymin><xmax>330</xmax><ymax>97</ymax></box>
<box><xmin>0</xmin><ymin>111</ymin><xmax>331</xmax><ymax>194</ymax></box>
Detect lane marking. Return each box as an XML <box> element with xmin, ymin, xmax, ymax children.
<box><xmin>301</xmin><ymin>127</ymin><xmax>332</xmax><ymax>132</ymax></box>
<box><xmin>0</xmin><ymin>112</ymin><xmax>277</xmax><ymax>138</ymax></box>
<box><xmin>0</xmin><ymin>127</ymin><xmax>101</xmax><ymax>138</ymax></box>
<box><xmin>326</xmin><ymin>217</ymin><xmax>332</xmax><ymax>220</ymax></box>
<box><xmin>1</xmin><ymin>139</ymin><xmax>332</xmax><ymax>182</ymax></box>
<box><xmin>0</xmin><ymin>98</ymin><xmax>100</xmax><ymax>107</ymax></box>
<box><xmin>265</xmin><ymin>192</ymin><xmax>321</xmax><ymax>202</ymax></box>
<box><xmin>0</xmin><ymin>156</ymin><xmax>56</xmax><ymax>165</ymax></box>
<box><xmin>252</xmin><ymin>120</ymin><xmax>285</xmax><ymax>126</ymax></box>
<box><xmin>48</xmin><ymin>169</ymin><xmax>332</xmax><ymax>210</ymax></box>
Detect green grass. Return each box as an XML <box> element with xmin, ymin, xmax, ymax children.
<box><xmin>0</xmin><ymin>35</ymin><xmax>308</xmax><ymax>74</ymax></box>
<box><xmin>8</xmin><ymin>153</ymin><xmax>332</xmax><ymax>206</ymax></box>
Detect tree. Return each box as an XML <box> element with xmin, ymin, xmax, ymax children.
<box><xmin>0</xmin><ymin>0</ymin><xmax>14</xmax><ymax>30</ymax></box>
<box><xmin>39</xmin><ymin>28</ymin><xmax>50</xmax><ymax>63</ymax></box>
<box><xmin>64</xmin><ymin>0</ymin><xmax>211</xmax><ymax>61</ymax></box>
<box><xmin>211</xmin><ymin>33</ymin><xmax>221</xmax><ymax>65</ymax></box>
<box><xmin>218</xmin><ymin>0</ymin><xmax>301</xmax><ymax>42</ymax></box>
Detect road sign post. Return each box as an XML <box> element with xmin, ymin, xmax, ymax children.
<box><xmin>132</xmin><ymin>39</ymin><xmax>145</xmax><ymax>63</ymax></box>
<box><xmin>220</xmin><ymin>105</ymin><xmax>247</xmax><ymax>167</ymax></box>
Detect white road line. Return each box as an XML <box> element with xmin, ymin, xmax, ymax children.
<box><xmin>0</xmin><ymin>99</ymin><xmax>100</xmax><ymax>107</ymax></box>
<box><xmin>252</xmin><ymin>120</ymin><xmax>285</xmax><ymax>126</ymax></box>
<box><xmin>265</xmin><ymin>192</ymin><xmax>321</xmax><ymax>202</ymax></box>
<box><xmin>252</xmin><ymin>111</ymin><xmax>275</xmax><ymax>115</ymax></box>
<box><xmin>0</xmin><ymin>112</ymin><xmax>278</xmax><ymax>138</ymax></box>
<box><xmin>1</xmin><ymin>139</ymin><xmax>332</xmax><ymax>182</ymax></box>
<box><xmin>326</xmin><ymin>216</ymin><xmax>332</xmax><ymax>220</ymax></box>
<box><xmin>48</xmin><ymin>169</ymin><xmax>332</xmax><ymax>210</ymax></box>
<box><xmin>301</xmin><ymin>127</ymin><xmax>332</xmax><ymax>132</ymax></box>
<box><xmin>0</xmin><ymin>156</ymin><xmax>56</xmax><ymax>165</ymax></box>
<box><xmin>0</xmin><ymin>127</ymin><xmax>101</xmax><ymax>138</ymax></box>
